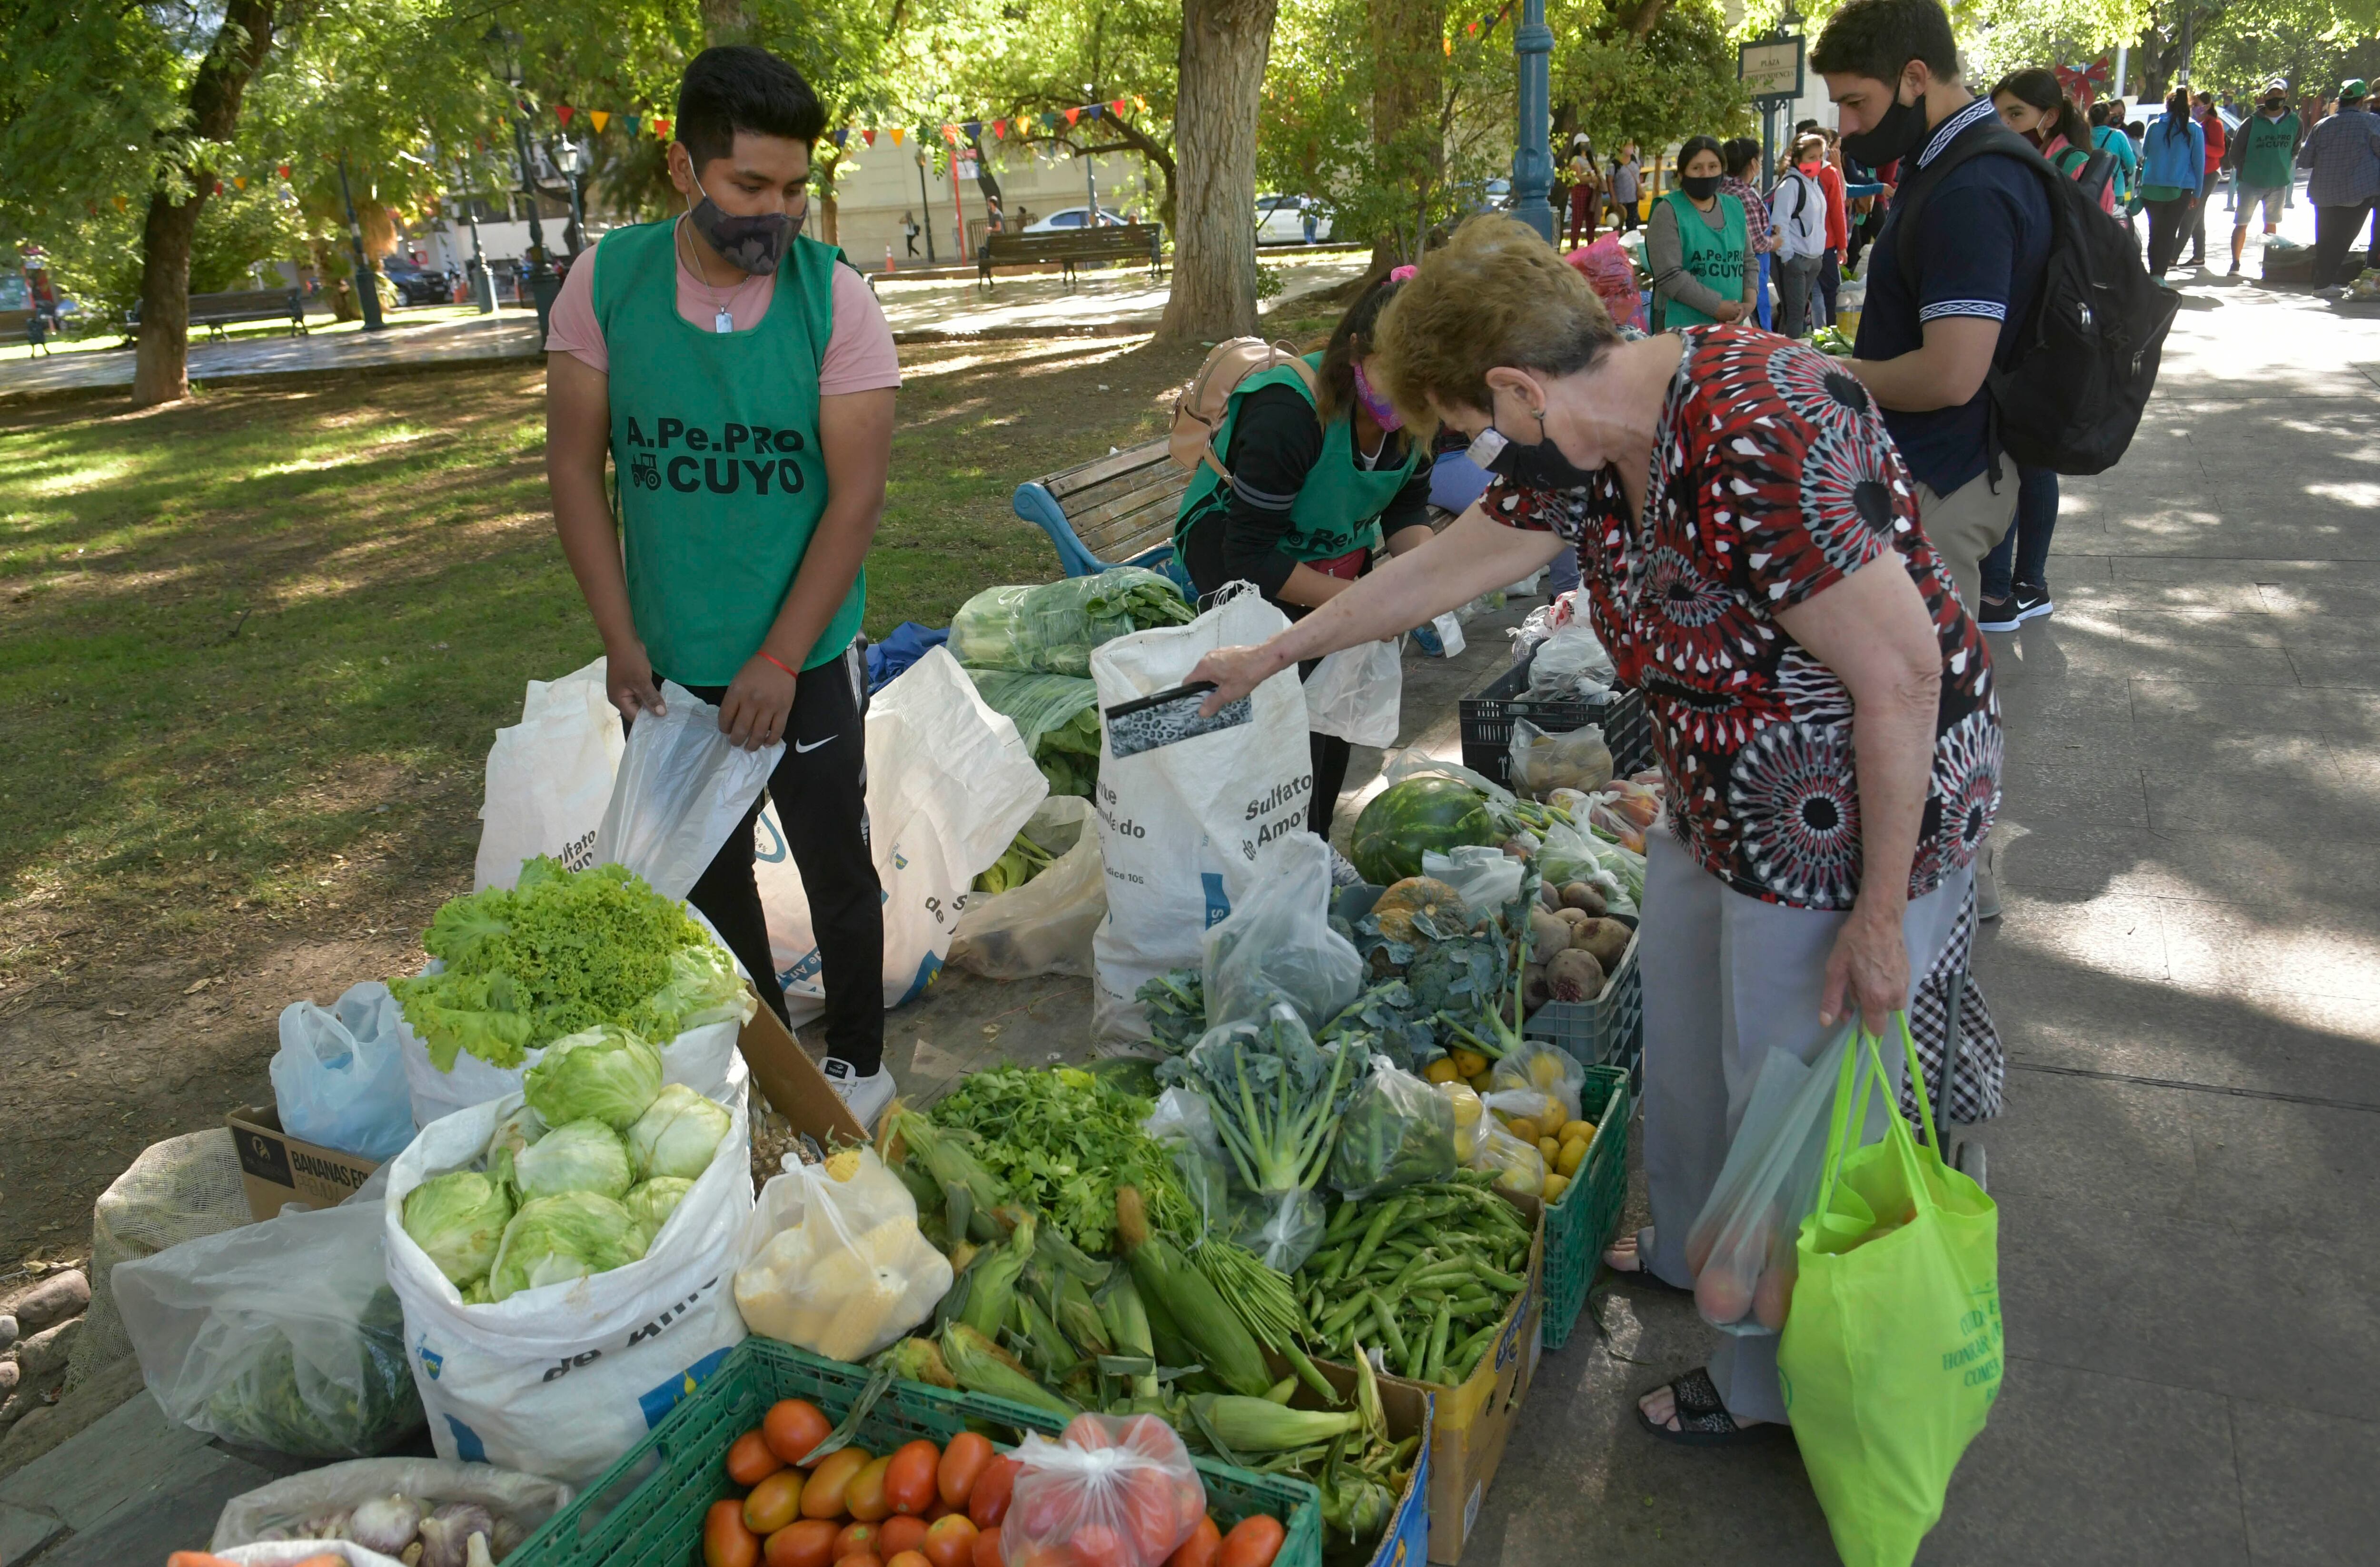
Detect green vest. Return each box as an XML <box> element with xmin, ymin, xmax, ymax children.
<box><xmin>2239</xmin><ymin>112</ymin><xmax>2301</xmax><ymax>190</ymax></box>
<box><xmin>1656</xmin><ymin>189</ymin><xmax>1748</xmax><ymax>330</ymax></box>
<box><xmin>1174</xmin><ymin>354</ymin><xmax>1421</xmax><ymax>564</ymax></box>
<box><xmin>591</xmin><ymin>221</ymin><xmax>864</xmax><ymax>685</ymax></box>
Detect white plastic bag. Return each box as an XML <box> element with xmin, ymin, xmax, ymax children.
<box><xmin>114</xmin><ymin>1195</ymin><xmax>424</xmax><ymax>1457</ymax></box>
<box><xmin>212</xmin><ymin>1457</ymin><xmax>572</xmax><ymax>1552</ymax></box>
<box><xmin>1525</xmin><ymin>622</ymin><xmax>1614</xmax><ymax>698</ymax></box>
<box><xmin>947</xmin><ymin>797</ymin><xmax>1107</xmax><ymax>981</ymax></box>
<box><xmin>382</xmin><ymin>1066</ymin><xmax>752</xmax><ymax>1486</ymax></box>
<box><xmin>1303</xmin><ymin>639</ymin><xmax>1403</xmax><ymax>747</ymax></box>
<box><xmin>1422</xmin><ymin>845</ymin><xmax>1526</xmax><ymax>919</ymax></box>
<box><xmin>215</xmin><ymin>1544</ymin><xmax>407</xmax><ymax>1567</ymax></box>
<box><xmin>592</xmin><ymin>682</ymin><xmax>780</xmax><ymax>902</ymax></box>
<box><xmin>274</xmin><ymin>983</ymin><xmax>415</xmax><ymax>1162</ymax></box>
<box><xmin>1088</xmin><ymin>586</ymin><xmax>1312</xmax><ymax>1041</ymax></box>
<box><xmin>758</xmin><ymin>648</ymin><xmax>1048</xmax><ymax>1015</ymax></box>
<box><xmin>734</xmin><ymin>1148</ymin><xmax>952</xmax><ymax>1362</ymax></box>
<box><xmin>1002</xmin><ymin>1414</ymin><xmax>1207</xmax><ymax>1567</ymax></box>
<box><xmin>1202</xmin><ymin>831</ymin><xmax>1361</xmax><ymax>1030</ymax></box>
<box><xmin>474</xmin><ymin>659</ymin><xmax>625</xmax><ymax>892</ymax></box>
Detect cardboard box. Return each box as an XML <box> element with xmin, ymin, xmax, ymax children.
<box><xmin>734</xmin><ymin>987</ymin><xmax>872</xmax><ymax>1145</ymax></box>
<box><xmin>1266</xmin><ymin>1351</ymin><xmax>1435</xmax><ymax>1567</ymax></box>
<box><xmin>226</xmin><ymin>1104</ymin><xmax>382</xmax><ymax>1221</ymax></box>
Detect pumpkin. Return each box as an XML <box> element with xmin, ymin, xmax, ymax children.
<box><xmin>1373</xmin><ymin>877</ymin><xmax>1470</xmax><ymax>945</ymax></box>
<box><xmin>1349</xmin><ymin>778</ymin><xmax>1499</xmax><ymax>887</ymax></box>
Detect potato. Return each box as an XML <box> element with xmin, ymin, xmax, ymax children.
<box><xmin>1553</xmin><ymin>906</ymin><xmax>1593</xmax><ymax>934</ymax></box>
<box><xmin>1570</xmin><ymin>916</ymin><xmax>1632</xmax><ymax>972</ymax></box>
<box><xmin>1558</xmin><ymin>881</ymin><xmax>1607</xmax><ymax>917</ymax></box>
<box><xmin>1546</xmin><ymin>946</ymin><xmax>1605</xmax><ymax>1003</ymax></box>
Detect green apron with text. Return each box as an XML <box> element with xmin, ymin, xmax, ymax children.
<box><xmin>592</xmin><ymin>221</ymin><xmax>864</xmax><ymax>685</ymax></box>
<box><xmin>1175</xmin><ymin>353</ymin><xmax>1421</xmax><ymax>564</ymax></box>
<box><xmin>1656</xmin><ymin>189</ymin><xmax>1748</xmax><ymax>331</ymax></box>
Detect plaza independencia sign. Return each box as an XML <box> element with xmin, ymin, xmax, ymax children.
<box><xmin>1739</xmin><ymin>36</ymin><xmax>1805</xmax><ymax>104</ymax></box>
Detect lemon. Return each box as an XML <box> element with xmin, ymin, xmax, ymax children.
<box><xmin>1559</xmin><ymin>1119</ymin><xmax>1597</xmax><ymax>1144</ymax></box>
<box><xmin>1556</xmin><ymin>1138</ymin><xmax>1589</xmax><ymax>1177</ymax></box>
<box><xmin>1451</xmin><ymin>1048</ymin><xmax>1489</xmax><ymax>1078</ymax></box>
<box><xmin>1506</xmin><ymin>1116</ymin><xmax>1542</xmax><ymax>1145</ymax></box>
<box><xmin>1543</xmin><ymin>1172</ymin><xmax>1572</xmax><ymax>1202</ymax></box>
<box><xmin>1423</xmin><ymin>1057</ymin><xmax>1461</xmax><ymax>1085</ymax></box>
<box><xmin>1537</xmin><ymin>1135</ymin><xmax>1562</xmax><ymax>1164</ymax></box>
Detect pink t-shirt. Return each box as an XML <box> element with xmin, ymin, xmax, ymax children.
<box><xmin>545</xmin><ymin>226</ymin><xmax>901</xmax><ymax>395</ymax></box>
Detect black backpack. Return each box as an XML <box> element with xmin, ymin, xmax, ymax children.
<box><xmin>1892</xmin><ymin>123</ymin><xmax>2177</xmax><ymax>476</ymax></box>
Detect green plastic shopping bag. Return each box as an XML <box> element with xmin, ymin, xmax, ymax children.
<box><xmin>1777</xmin><ymin>1017</ymin><xmax>2001</xmax><ymax>1567</ymax></box>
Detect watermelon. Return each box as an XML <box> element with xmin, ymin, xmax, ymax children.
<box><xmin>1349</xmin><ymin>778</ymin><xmax>1499</xmax><ymax>887</ymax></box>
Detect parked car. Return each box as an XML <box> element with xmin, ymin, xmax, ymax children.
<box><xmin>1021</xmin><ymin>207</ymin><xmax>1128</xmax><ymax>233</ymax></box>
<box><xmin>380</xmin><ymin>254</ymin><xmax>452</xmax><ymax>306</ymax></box>
<box><xmin>1255</xmin><ymin>193</ymin><xmax>1333</xmax><ymax>244</ymax></box>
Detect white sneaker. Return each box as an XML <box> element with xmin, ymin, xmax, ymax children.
<box><xmin>1975</xmin><ymin>843</ymin><xmax>2003</xmax><ymax>922</ymax></box>
<box><xmin>822</xmin><ymin>1057</ymin><xmax>896</xmax><ymax>1132</ymax></box>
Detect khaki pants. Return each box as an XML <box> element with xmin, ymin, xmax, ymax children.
<box><xmin>1916</xmin><ymin>471</ymin><xmax>2019</xmax><ymax>618</ymax></box>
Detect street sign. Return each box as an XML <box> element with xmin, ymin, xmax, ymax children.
<box><xmin>1739</xmin><ymin>37</ymin><xmax>1805</xmax><ymax>104</ymax></box>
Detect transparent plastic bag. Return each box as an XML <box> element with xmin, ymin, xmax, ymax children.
<box><xmin>1422</xmin><ymin>846</ymin><xmax>1525</xmax><ymax>920</ymax></box>
<box><xmin>1328</xmin><ymin>1057</ymin><xmax>1457</xmax><ymax>1200</ymax></box>
<box><xmin>1488</xmin><ymin>1042</ymin><xmax>1586</xmax><ymax>1126</ymax></box>
<box><xmin>1303</xmin><ymin>639</ymin><xmax>1403</xmax><ymax>747</ymax></box>
<box><xmin>1524</xmin><ymin>622</ymin><xmax>1614</xmax><ymax>698</ymax></box>
<box><xmin>1468</xmin><ymin>1117</ymin><xmax>1547</xmax><ymax>1199</ymax></box>
<box><xmin>949</xmin><ymin>796</ymin><xmax>1108</xmax><ymax>981</ymax></box>
<box><xmin>1436</xmin><ymin>1080</ymin><xmax>1485</xmax><ymax>1164</ymax></box>
<box><xmin>1141</xmin><ymin>1087</ymin><xmax>1232</xmax><ymax>1241</ymax></box>
<box><xmin>1001</xmin><ymin>1413</ymin><xmax>1207</xmax><ymax>1567</ymax></box>
<box><xmin>1684</xmin><ymin>1030</ymin><xmax>1858</xmax><ymax>1337</ymax></box>
<box><xmin>1228</xmin><ymin>1188</ymin><xmax>1328</xmax><ymax>1274</ymax></box>
<box><xmin>272</xmin><ymin>983</ymin><xmax>416</xmax><ymax>1162</ymax></box>
<box><xmin>211</xmin><ymin>1457</ymin><xmax>572</xmax><ymax>1552</ymax></box>
<box><xmin>1509</xmin><ymin>718</ymin><xmax>1615</xmax><ymax>798</ymax></box>
<box><xmin>734</xmin><ymin>1146</ymin><xmax>953</xmax><ymax>1363</ymax></box>
<box><xmin>592</xmin><ymin>683</ymin><xmax>779</xmax><ymax>900</ymax></box>
<box><xmin>1202</xmin><ymin>831</ymin><xmax>1362</xmax><ymax>1031</ymax></box>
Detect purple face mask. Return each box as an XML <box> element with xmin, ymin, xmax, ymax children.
<box><xmin>1352</xmin><ymin>359</ymin><xmax>1404</xmax><ymax>431</ymax></box>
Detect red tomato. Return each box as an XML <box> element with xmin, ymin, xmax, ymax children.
<box><xmin>921</xmin><ymin>1514</ymin><xmax>978</xmax><ymax>1567</ymax></box>
<box><xmin>803</xmin><ymin>1450</ymin><xmax>874</xmax><ymax>1520</ymax></box>
<box><xmin>730</xmin><ymin>1429</ymin><xmax>788</xmax><ymax>1487</ymax></box>
<box><xmin>1172</xmin><ymin>1480</ymin><xmax>1207</xmax><ymax>1542</ymax></box>
<box><xmin>885</xmin><ymin>1440</ymin><xmax>942</xmax><ymax>1517</ymax></box>
<box><xmin>765</xmin><ymin>1521</ymin><xmax>840</xmax><ymax>1567</ymax></box>
<box><xmin>1071</xmin><ymin>1523</ymin><xmax>1130</xmax><ymax>1567</ymax></box>
<box><xmin>745</xmin><ymin>1470</ymin><xmax>808</xmax><ymax>1535</ymax></box>
<box><xmin>1164</xmin><ymin>1518</ymin><xmax>1220</xmax><ymax>1567</ymax></box>
<box><xmin>847</xmin><ymin>1455</ymin><xmax>896</xmax><ymax>1523</ymax></box>
<box><xmin>833</xmin><ymin>1524</ymin><xmax>881</xmax><ymax>1561</ymax></box>
<box><xmin>1061</xmin><ymin>1413</ymin><xmax>1115</xmax><ymax>1451</ymax></box>
<box><xmin>925</xmin><ymin>1501</ymin><xmax>958</xmax><ymax>1523</ymax></box>
<box><xmin>1121</xmin><ymin>1469</ymin><xmax>1190</xmax><ymax>1563</ymax></box>
<box><xmin>1215</xmin><ymin>1517</ymin><xmax>1284</xmax><ymax>1567</ymax></box>
<box><xmin>967</xmin><ymin>1457</ymin><xmax>1019</xmax><ymax>1530</ymax></box>
<box><xmin>938</xmin><ymin>1433</ymin><xmax>995</xmax><ymax>1510</ymax></box>
<box><xmin>706</xmin><ymin>1500</ymin><xmax>762</xmax><ymax>1567</ymax></box>
<box><xmin>766</xmin><ymin>1400</ymin><xmax>834</xmax><ymax>1467</ymax></box>
<box><xmin>970</xmin><ymin>1527</ymin><xmax>1002</xmax><ymax>1567</ymax></box>
<box><xmin>878</xmin><ymin>1518</ymin><xmax>929</xmax><ymax>1558</ymax></box>
<box><xmin>885</xmin><ymin>1553</ymin><xmax>932</xmax><ymax>1567</ymax></box>
<box><xmin>842</xmin><ymin>1556</ymin><xmax>883</xmax><ymax>1567</ymax></box>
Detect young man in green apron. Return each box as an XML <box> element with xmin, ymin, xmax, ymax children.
<box><xmin>545</xmin><ymin>45</ymin><xmax>902</xmax><ymax>1126</ymax></box>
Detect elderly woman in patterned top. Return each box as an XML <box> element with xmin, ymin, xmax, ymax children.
<box><xmin>1188</xmin><ymin>216</ymin><xmax>1999</xmax><ymax>1449</ymax></box>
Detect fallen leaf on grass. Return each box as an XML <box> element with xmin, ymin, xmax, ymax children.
<box><xmin>182</xmin><ymin>977</ymin><xmax>214</xmax><ymax>995</ymax></box>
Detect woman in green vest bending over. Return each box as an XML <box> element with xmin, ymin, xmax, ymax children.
<box><xmin>1648</xmin><ymin>136</ymin><xmax>1758</xmax><ymax>331</ymax></box>
<box><xmin>1175</xmin><ymin>273</ymin><xmax>1435</xmax><ymax>837</ymax></box>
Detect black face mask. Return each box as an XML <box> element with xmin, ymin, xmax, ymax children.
<box><xmin>1680</xmin><ymin>173</ymin><xmax>1722</xmax><ymax>201</ymax></box>
<box><xmin>1467</xmin><ymin>421</ymin><xmax>1605</xmax><ymax>493</ymax></box>
<box><xmin>689</xmin><ymin>172</ymin><xmax>803</xmax><ymax>274</ymax></box>
<box><xmin>2264</xmin><ymin>99</ymin><xmax>2287</xmax><ymax>114</ymax></box>
<box><xmin>1841</xmin><ymin>76</ymin><xmax>1932</xmax><ymax>168</ymax></box>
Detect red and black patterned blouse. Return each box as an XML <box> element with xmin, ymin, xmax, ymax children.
<box><xmin>1484</xmin><ymin>324</ymin><xmax>1999</xmax><ymax>911</ymax></box>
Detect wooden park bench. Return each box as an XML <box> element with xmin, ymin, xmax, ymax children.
<box><xmin>1011</xmin><ymin>436</ymin><xmax>1192</xmax><ymax>585</ymax></box>
<box><xmin>976</xmin><ymin>224</ymin><xmax>1165</xmax><ymax>288</ymax></box>
<box><xmin>125</xmin><ymin>288</ymin><xmax>307</xmax><ymax>341</ymax></box>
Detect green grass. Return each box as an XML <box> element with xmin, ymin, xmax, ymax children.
<box><xmin>0</xmin><ymin>331</ymin><xmax>1208</xmax><ymax>988</ymax></box>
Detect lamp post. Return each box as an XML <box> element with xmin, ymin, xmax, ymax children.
<box><xmin>335</xmin><ymin>157</ymin><xmax>387</xmax><ymax>330</ymax></box>
<box><xmin>915</xmin><ymin>152</ymin><xmax>938</xmax><ymax>263</ymax></box>
<box><xmin>1510</xmin><ymin>0</ymin><xmax>1556</xmax><ymax>241</ymax></box>
<box><xmin>484</xmin><ymin>24</ymin><xmax>558</xmax><ymax>335</ymax></box>
<box><xmin>459</xmin><ymin>159</ymin><xmax>496</xmax><ymax>312</ymax></box>
<box><xmin>1082</xmin><ymin>83</ymin><xmax>1102</xmax><ymax>224</ymax></box>
<box><xmin>554</xmin><ymin>136</ymin><xmax>588</xmax><ymax>254</ymax></box>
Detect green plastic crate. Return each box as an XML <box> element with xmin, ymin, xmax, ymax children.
<box><xmin>507</xmin><ymin>1337</ymin><xmax>1325</xmax><ymax>1567</ymax></box>
<box><xmin>1537</xmin><ymin>1063</ymin><xmax>1632</xmax><ymax>1351</ymax></box>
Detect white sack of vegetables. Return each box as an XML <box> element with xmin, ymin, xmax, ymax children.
<box><xmin>381</xmin><ymin>1062</ymin><xmax>751</xmax><ymax>1486</ymax></box>
<box><xmin>754</xmin><ymin>648</ymin><xmax>1048</xmax><ymax>1019</ymax></box>
<box><xmin>734</xmin><ymin>1145</ymin><xmax>953</xmax><ymax>1363</ymax></box>
<box><xmin>1088</xmin><ymin>586</ymin><xmax>1310</xmax><ymax>1042</ymax></box>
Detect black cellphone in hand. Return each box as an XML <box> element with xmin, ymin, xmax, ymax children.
<box><xmin>1102</xmin><ymin>680</ymin><xmax>1254</xmax><ymax>758</ymax></box>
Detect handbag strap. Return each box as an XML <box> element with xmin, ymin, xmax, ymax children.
<box><xmin>1810</xmin><ymin>1013</ymin><xmax>1941</xmax><ymax>1227</ymax></box>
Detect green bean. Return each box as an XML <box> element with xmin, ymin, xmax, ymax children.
<box><xmin>1371</xmin><ymin>1297</ymin><xmax>1410</xmax><ymax>1367</ymax></box>
<box><xmin>1345</xmin><ymin>1198</ymin><xmax>1406</xmax><ymax>1279</ymax></box>
<box><xmin>1420</xmin><ymin>1301</ymin><xmax>1452</xmax><ymax>1385</ymax></box>
<box><xmin>1319</xmin><ymin>1290</ymin><xmax>1376</xmax><ymax>1337</ymax></box>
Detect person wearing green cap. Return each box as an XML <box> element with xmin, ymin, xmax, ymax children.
<box><xmin>2225</xmin><ymin>81</ymin><xmax>2303</xmax><ymax>274</ymax></box>
<box><xmin>2298</xmin><ymin>78</ymin><xmax>2380</xmax><ymax>286</ymax></box>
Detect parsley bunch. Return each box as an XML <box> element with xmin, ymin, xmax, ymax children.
<box><xmin>926</xmin><ymin>1065</ymin><xmax>1199</xmax><ymax>1252</ymax></box>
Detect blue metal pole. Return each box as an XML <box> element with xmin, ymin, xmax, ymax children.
<box><xmin>1512</xmin><ymin>0</ymin><xmax>1556</xmax><ymax>241</ymax></box>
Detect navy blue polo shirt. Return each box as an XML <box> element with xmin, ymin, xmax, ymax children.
<box><xmin>1854</xmin><ymin>96</ymin><xmax>2052</xmax><ymax>495</ymax></box>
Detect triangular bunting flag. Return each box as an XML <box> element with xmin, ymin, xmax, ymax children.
<box><xmin>212</xmin><ymin>180</ymin><xmax>224</xmax><ymax>195</ymax></box>
<box><xmin>942</xmin><ymin>124</ymin><xmax>958</xmax><ymax>144</ymax></box>
<box><xmin>278</xmin><ymin>163</ymin><xmax>292</xmax><ymax>177</ymax></box>
<box><xmin>890</xmin><ymin>127</ymin><xmax>905</xmax><ymax>145</ymax></box>
<box><xmin>963</xmin><ymin>120</ymin><xmax>982</xmax><ymax>139</ymax></box>
<box><xmin>556</xmin><ymin>103</ymin><xmax>574</xmax><ymax>124</ymax></box>
<box><xmin>992</xmin><ymin>118</ymin><xmax>1007</xmax><ymax>138</ymax></box>
<box><xmin>832</xmin><ymin>128</ymin><xmax>849</xmax><ymax>147</ymax></box>
<box><xmin>1064</xmin><ymin>107</ymin><xmax>1081</xmax><ymax>126</ymax></box>
<box><xmin>655</xmin><ymin>117</ymin><xmax>671</xmax><ymax>138</ymax></box>
<box><xmin>1041</xmin><ymin>112</ymin><xmax>1058</xmax><ymax>128</ymax></box>
<box><xmin>233</xmin><ymin>175</ymin><xmax>247</xmax><ymax>189</ymax></box>
<box><xmin>624</xmin><ymin>114</ymin><xmax>640</xmax><ymax>137</ymax></box>
<box><xmin>1134</xmin><ymin>95</ymin><xmax>1147</xmax><ymax>111</ymax></box>
<box><xmin>863</xmin><ymin>128</ymin><xmax>878</xmax><ymax>147</ymax></box>
<box><xmin>590</xmin><ymin>110</ymin><xmax>610</xmax><ymax>132</ymax></box>
<box><xmin>113</xmin><ymin>195</ymin><xmax>127</xmax><ymax>210</ymax></box>
<box><xmin>1110</xmin><ymin>99</ymin><xmax>1126</xmax><ymax>116</ymax></box>
<box><xmin>1442</xmin><ymin>35</ymin><xmax>1452</xmax><ymax>52</ymax></box>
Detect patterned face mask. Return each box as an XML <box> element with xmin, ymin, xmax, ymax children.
<box><xmin>1351</xmin><ymin>359</ymin><xmax>1404</xmax><ymax>431</ymax></box>
<box><xmin>688</xmin><ymin>169</ymin><xmax>803</xmax><ymax>274</ymax></box>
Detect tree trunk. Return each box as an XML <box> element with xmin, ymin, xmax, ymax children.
<box><xmin>819</xmin><ymin>192</ymin><xmax>839</xmax><ymax>246</ymax></box>
<box><xmin>1158</xmin><ymin>0</ymin><xmax>1278</xmax><ymax>342</ymax></box>
<box><xmin>128</xmin><ymin>0</ymin><xmax>278</xmax><ymax>408</ymax></box>
<box><xmin>701</xmin><ymin>0</ymin><xmax>752</xmax><ymax>44</ymax></box>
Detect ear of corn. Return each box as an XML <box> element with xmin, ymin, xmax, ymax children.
<box><xmin>941</xmin><ymin>1321</ymin><xmax>1076</xmax><ymax>1417</ymax></box>
<box><xmin>1189</xmin><ymin>1393</ymin><xmax>1362</xmax><ymax>1452</ymax></box>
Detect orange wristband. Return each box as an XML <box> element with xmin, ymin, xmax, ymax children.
<box><xmin>757</xmin><ymin>649</ymin><xmax>799</xmax><ymax>678</ymax></box>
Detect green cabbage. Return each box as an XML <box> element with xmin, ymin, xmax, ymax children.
<box><xmin>510</xmin><ymin>1118</ymin><xmax>633</xmax><ymax>1202</ymax></box>
<box><xmin>487</xmin><ymin>1192</ymin><xmax>650</xmax><ymax>1301</ymax></box>
<box><xmin>623</xmin><ymin>1176</ymin><xmax>695</xmax><ymax>1240</ymax></box>
<box><xmin>401</xmin><ymin>1171</ymin><xmax>516</xmax><ymax>1287</ymax></box>
<box><xmin>626</xmin><ymin>1084</ymin><xmax>732</xmax><ymax>1182</ymax></box>
<box><xmin>522</xmin><ymin>1024</ymin><xmax>662</xmax><ymax>1130</ymax></box>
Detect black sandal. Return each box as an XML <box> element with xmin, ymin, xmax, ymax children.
<box><xmin>1635</xmin><ymin>1367</ymin><xmax>1785</xmax><ymax>1447</ymax></box>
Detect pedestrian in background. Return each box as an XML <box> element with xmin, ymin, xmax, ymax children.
<box><xmin>1647</xmin><ymin>135</ymin><xmax>1755</xmax><ymax>330</ymax></box>
<box><xmin>1610</xmin><ymin>143</ymin><xmax>1643</xmax><ymax>231</ymax></box>
<box><xmin>1567</xmin><ymin>134</ymin><xmax>1602</xmax><ymax>246</ymax></box>
<box><xmin>2089</xmin><ymin>99</ymin><xmax>2140</xmax><ymax>244</ymax></box>
<box><xmin>1814</xmin><ymin>128</ymin><xmax>1851</xmax><ymax>320</ymax></box>
<box><xmin>900</xmin><ymin>210</ymin><xmax>921</xmax><ymax>256</ymax></box>
<box><xmin>2188</xmin><ymin>89</ymin><xmax>2228</xmax><ymax>266</ymax></box>
<box><xmin>2227</xmin><ymin>82</ymin><xmax>2302</xmax><ymax>274</ymax></box>
<box><xmin>2298</xmin><ymin>79</ymin><xmax>2380</xmax><ymax>287</ymax></box>
<box><xmin>1720</xmin><ymin>137</ymin><xmax>1780</xmax><ymax>328</ymax></box>
<box><xmin>1768</xmin><ymin>135</ymin><xmax>1828</xmax><ymax>335</ymax></box>
<box><xmin>2139</xmin><ymin>91</ymin><xmax>2205</xmax><ymax>280</ymax></box>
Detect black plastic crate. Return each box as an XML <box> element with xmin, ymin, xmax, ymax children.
<box><xmin>1459</xmin><ymin>650</ymin><xmax>1653</xmax><ymax>790</ymax></box>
